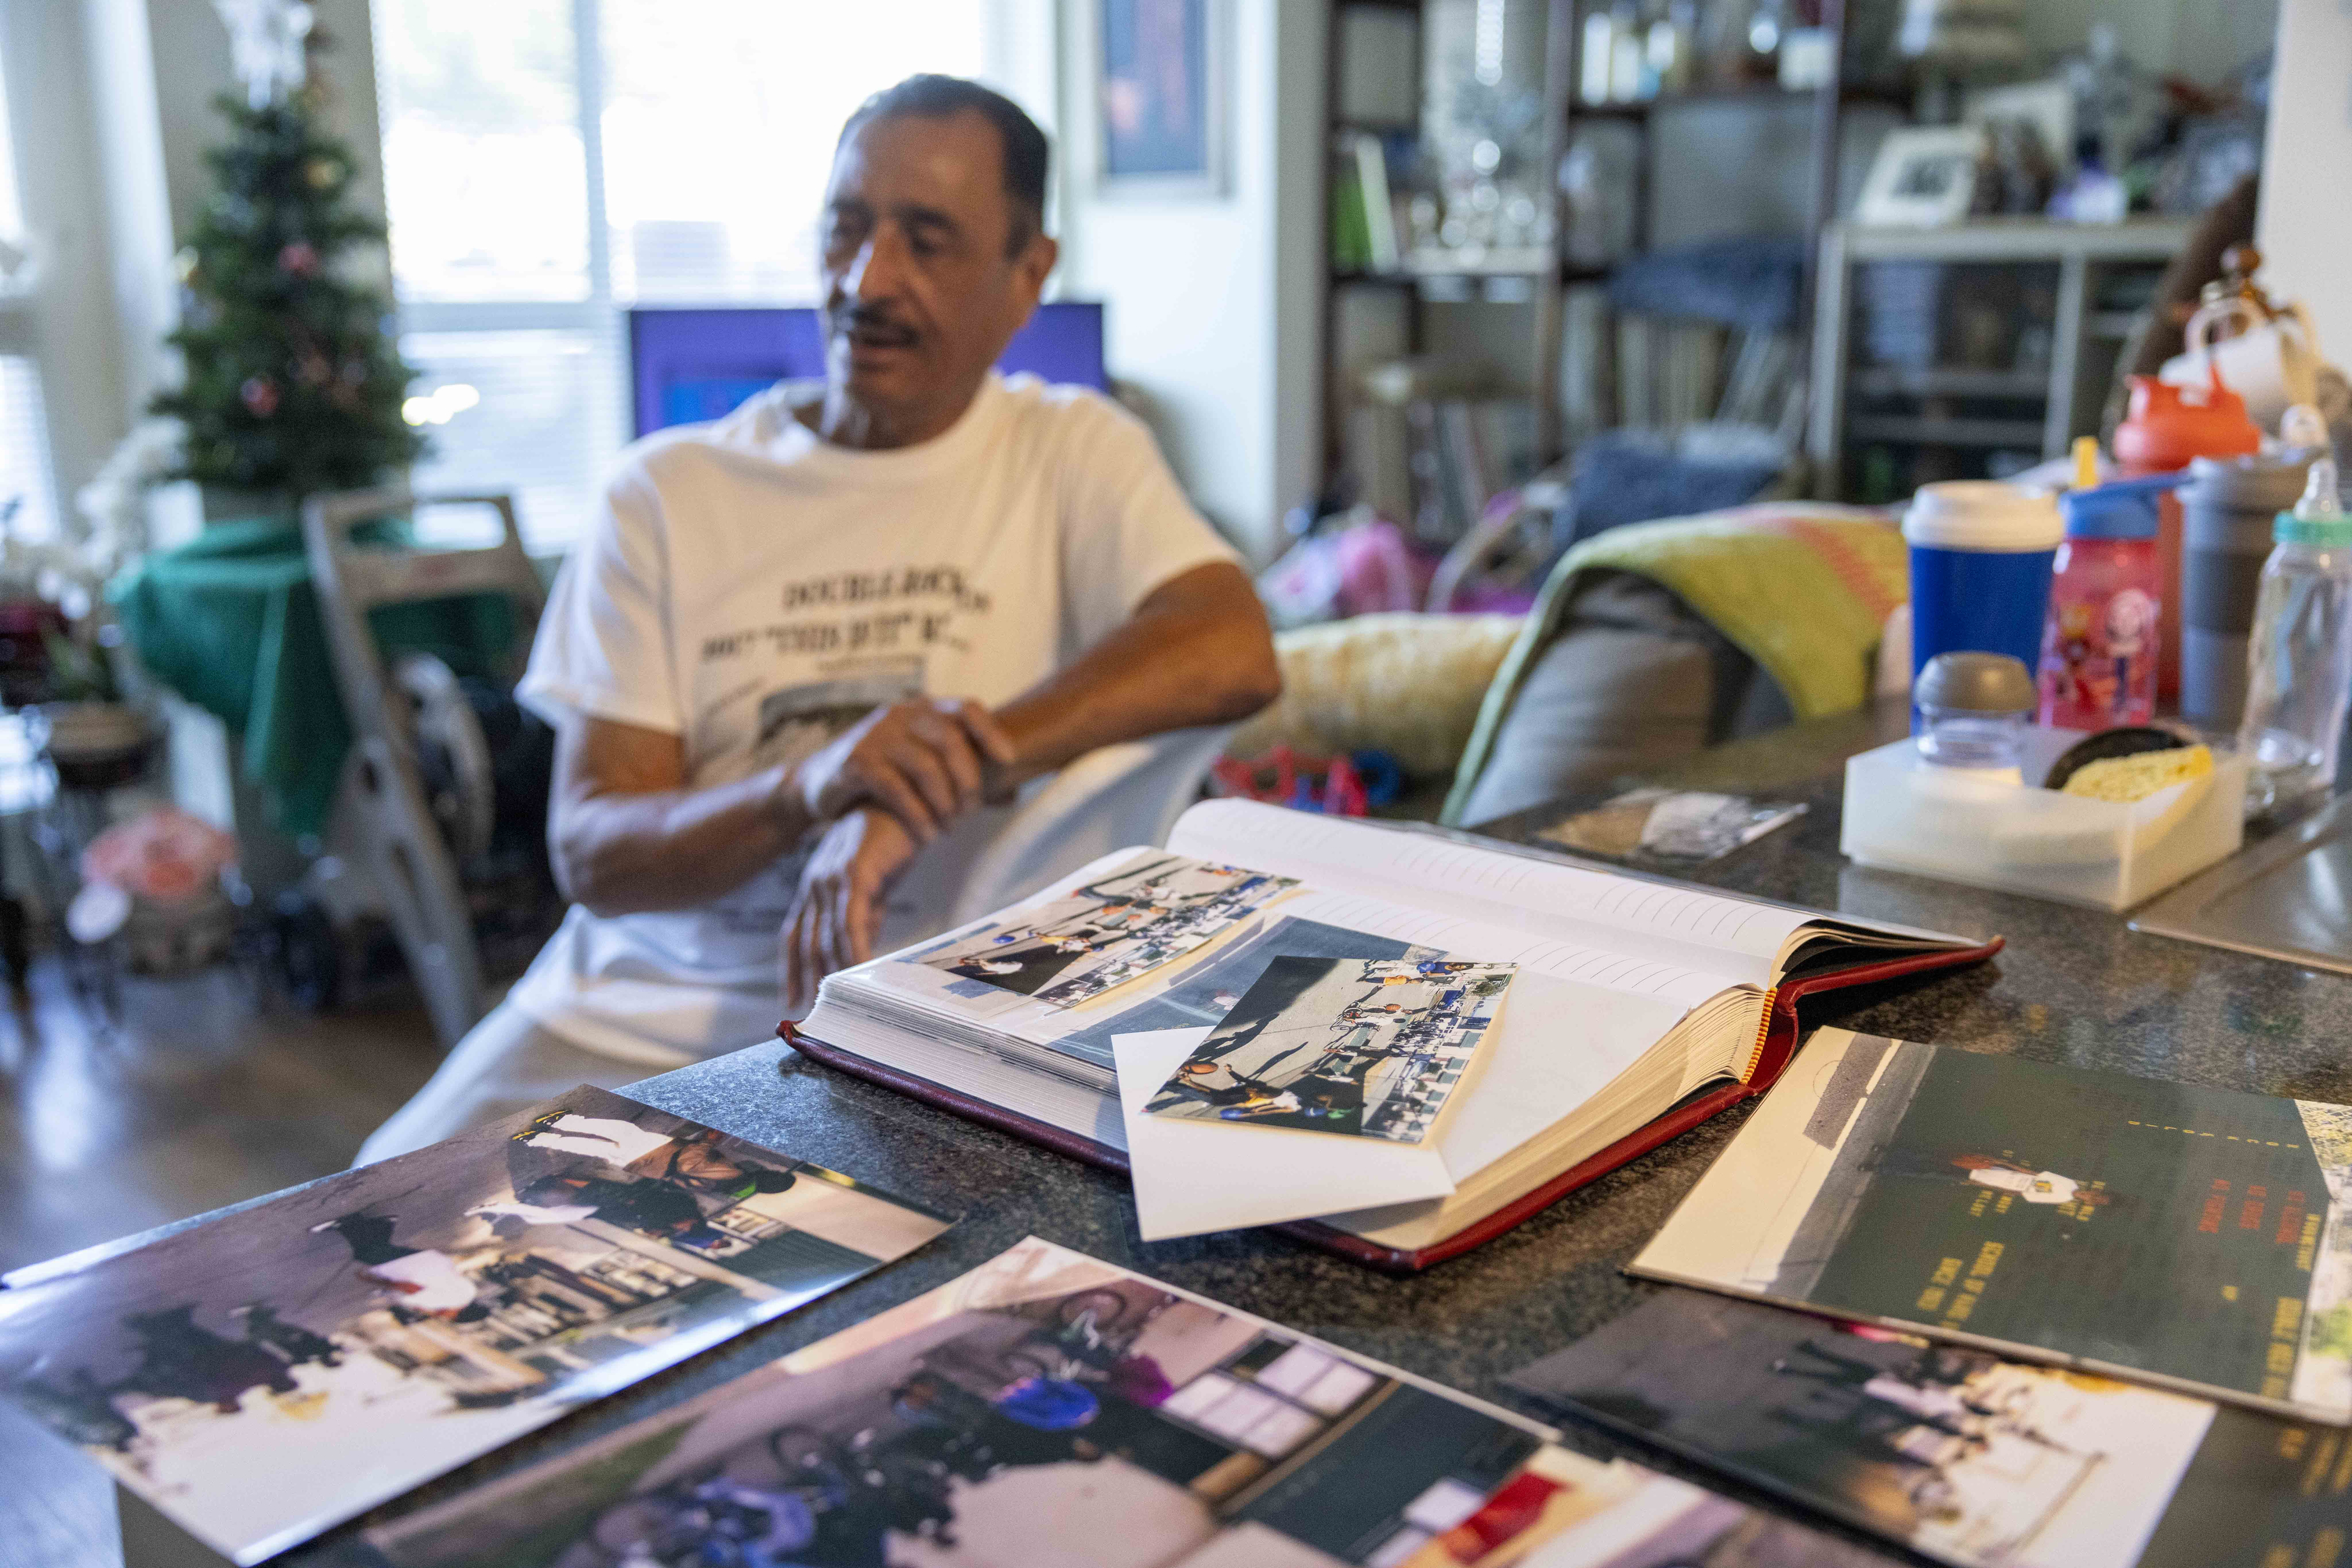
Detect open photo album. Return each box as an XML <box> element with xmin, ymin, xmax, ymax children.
<box><xmin>369</xmin><ymin>1236</ymin><xmax>1883</xmax><ymax>1568</ymax></box>
<box><xmin>0</xmin><ymin>1087</ymin><xmax>950</xmax><ymax>1566</ymax></box>
<box><xmin>1632</xmin><ymin>1029</ymin><xmax>2352</xmax><ymax>1425</ymax></box>
<box><xmin>789</xmin><ymin>800</ymin><xmax>1996</xmax><ymax>1270</ymax></box>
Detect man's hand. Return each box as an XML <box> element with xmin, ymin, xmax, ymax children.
<box><xmin>781</xmin><ymin>806</ymin><xmax>920</xmax><ymax>1012</ymax></box>
<box><xmin>793</xmin><ymin>698</ymin><xmax>1016</xmax><ymax>843</ymax></box>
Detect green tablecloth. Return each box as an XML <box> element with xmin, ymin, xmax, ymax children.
<box><xmin>112</xmin><ymin>518</ymin><xmax>524</xmax><ymax>836</ymax></box>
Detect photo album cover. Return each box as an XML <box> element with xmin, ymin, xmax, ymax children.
<box><xmin>0</xmin><ymin>1086</ymin><xmax>952</xmax><ymax>1565</ymax></box>
<box><xmin>1143</xmin><ymin>957</ymin><xmax>1515</xmax><ymax>1144</ymax></box>
<box><xmin>1631</xmin><ymin>1029</ymin><xmax>2352</xmax><ymax>1423</ymax></box>
<box><xmin>371</xmin><ymin>1236</ymin><xmax>1886</xmax><ymax>1568</ymax></box>
<box><xmin>1512</xmin><ymin>1289</ymin><xmax>2352</xmax><ymax>1568</ymax></box>
<box><xmin>916</xmin><ymin>854</ymin><xmax>1298</xmax><ymax>1007</ymax></box>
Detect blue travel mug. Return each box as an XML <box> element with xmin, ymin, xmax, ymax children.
<box><xmin>1903</xmin><ymin>481</ymin><xmax>2064</xmax><ymax>697</ymax></box>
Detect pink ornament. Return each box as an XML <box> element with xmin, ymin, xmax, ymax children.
<box><xmin>82</xmin><ymin>808</ymin><xmax>239</xmax><ymax>906</ymax></box>
<box><xmin>277</xmin><ymin>240</ymin><xmax>320</xmax><ymax>277</ymax></box>
<box><xmin>240</xmin><ymin>376</ymin><xmax>279</xmax><ymax>416</ymax></box>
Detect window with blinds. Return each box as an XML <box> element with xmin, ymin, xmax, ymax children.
<box><xmin>374</xmin><ymin>0</ymin><xmax>1038</xmax><ymax>550</ymax></box>
<box><xmin>0</xmin><ymin>34</ymin><xmax>56</xmax><ymax>543</ymax></box>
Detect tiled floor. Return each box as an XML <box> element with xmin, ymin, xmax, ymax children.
<box><xmin>0</xmin><ymin>953</ymin><xmax>444</xmax><ymax>1568</ymax></box>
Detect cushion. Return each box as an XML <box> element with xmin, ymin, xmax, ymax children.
<box><xmin>1223</xmin><ymin>612</ymin><xmax>1523</xmax><ymax>780</ymax></box>
<box><xmin>1452</xmin><ymin>572</ymin><xmax>1789</xmax><ymax>826</ymax></box>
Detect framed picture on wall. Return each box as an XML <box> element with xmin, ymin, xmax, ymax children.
<box><xmin>1096</xmin><ymin>0</ymin><xmax>1227</xmax><ymax>197</ymax></box>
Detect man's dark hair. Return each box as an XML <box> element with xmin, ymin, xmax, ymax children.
<box><xmin>839</xmin><ymin>74</ymin><xmax>1050</xmax><ymax>253</ymax></box>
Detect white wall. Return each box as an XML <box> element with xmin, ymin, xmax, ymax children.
<box><xmin>2258</xmin><ymin>0</ymin><xmax>2351</xmax><ymax>360</ymax></box>
<box><xmin>1056</xmin><ymin>0</ymin><xmax>1325</xmax><ymax>565</ymax></box>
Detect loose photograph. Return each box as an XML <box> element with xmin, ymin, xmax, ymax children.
<box><xmin>1143</xmin><ymin>956</ymin><xmax>1514</xmax><ymax>1144</ymax></box>
<box><xmin>1536</xmin><ymin>788</ymin><xmax>1806</xmax><ymax>862</ymax></box>
<box><xmin>914</xmin><ymin>854</ymin><xmax>1297</xmax><ymax>1008</ymax></box>
<box><xmin>372</xmin><ymin>1235</ymin><xmax>1881</xmax><ymax>1568</ymax></box>
<box><xmin>1632</xmin><ymin>1029</ymin><xmax>2352</xmax><ymax>1422</ymax></box>
<box><xmin>1505</xmin><ymin>1290</ymin><xmax>2347</xmax><ymax>1568</ymax></box>
<box><xmin>0</xmin><ymin>1086</ymin><xmax>952</xmax><ymax>1566</ymax></box>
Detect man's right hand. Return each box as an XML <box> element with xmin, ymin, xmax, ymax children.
<box><xmin>792</xmin><ymin>697</ymin><xmax>1016</xmax><ymax>843</ymax></box>
<box><xmin>781</xmin><ymin>806</ymin><xmax>919</xmax><ymax>1011</ymax></box>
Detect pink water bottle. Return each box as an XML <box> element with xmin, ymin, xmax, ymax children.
<box><xmin>2037</xmin><ymin>474</ymin><xmax>2180</xmax><ymax>729</ymax></box>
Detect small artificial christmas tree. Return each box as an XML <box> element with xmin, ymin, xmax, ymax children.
<box><xmin>154</xmin><ymin>5</ymin><xmax>424</xmax><ymax>502</ymax></box>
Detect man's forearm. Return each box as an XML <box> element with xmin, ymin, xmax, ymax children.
<box><xmin>554</xmin><ymin>765</ymin><xmax>813</xmax><ymax>916</ymax></box>
<box><xmin>987</xmin><ymin>564</ymin><xmax>1280</xmax><ymax>791</ymax></box>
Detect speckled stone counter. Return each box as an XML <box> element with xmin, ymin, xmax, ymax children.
<box><xmin>71</xmin><ymin>702</ymin><xmax>2352</xmax><ymax>1565</ymax></box>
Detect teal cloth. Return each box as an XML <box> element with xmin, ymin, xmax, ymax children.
<box><xmin>111</xmin><ymin>518</ymin><xmax>523</xmax><ymax>836</ymax></box>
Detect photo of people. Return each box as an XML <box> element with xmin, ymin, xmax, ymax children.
<box><xmin>1143</xmin><ymin>956</ymin><xmax>1514</xmax><ymax>1144</ymax></box>
<box><xmin>1512</xmin><ymin>1289</ymin><xmax>2351</xmax><ymax>1568</ymax></box>
<box><xmin>1047</xmin><ymin>913</ymin><xmax>1440</xmax><ymax>1073</ymax></box>
<box><xmin>0</xmin><ymin>1087</ymin><xmax>951</xmax><ymax>1566</ymax></box>
<box><xmin>915</xmin><ymin>854</ymin><xmax>1298</xmax><ymax>1008</ymax></box>
<box><xmin>372</xmin><ymin>1236</ymin><xmax>1880</xmax><ymax>1568</ymax></box>
<box><xmin>1634</xmin><ymin>1030</ymin><xmax>2352</xmax><ymax>1422</ymax></box>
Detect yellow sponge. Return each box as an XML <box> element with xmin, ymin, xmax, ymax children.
<box><xmin>2060</xmin><ymin>743</ymin><xmax>2213</xmax><ymax>803</ymax></box>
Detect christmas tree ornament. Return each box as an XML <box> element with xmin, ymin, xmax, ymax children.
<box><xmin>277</xmin><ymin>241</ymin><xmax>320</xmax><ymax>277</ymax></box>
<box><xmin>214</xmin><ymin>0</ymin><xmax>314</xmax><ymax>110</ymax></box>
<box><xmin>305</xmin><ymin>156</ymin><xmax>342</xmax><ymax>190</ymax></box>
<box><xmin>239</xmin><ymin>377</ymin><xmax>280</xmax><ymax>418</ymax></box>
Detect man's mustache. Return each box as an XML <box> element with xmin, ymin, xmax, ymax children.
<box><xmin>830</xmin><ymin>303</ymin><xmax>920</xmax><ymax>343</ymax></box>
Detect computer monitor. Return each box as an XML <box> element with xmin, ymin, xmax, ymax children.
<box><xmin>627</xmin><ymin>302</ymin><xmax>1109</xmax><ymax>437</ymax></box>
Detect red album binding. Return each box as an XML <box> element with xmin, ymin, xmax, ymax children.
<box><xmin>780</xmin><ymin>938</ymin><xmax>2002</xmax><ymax>1273</ymax></box>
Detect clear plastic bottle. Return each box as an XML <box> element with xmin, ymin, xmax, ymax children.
<box><xmin>1915</xmin><ymin>652</ymin><xmax>2035</xmax><ymax>783</ymax></box>
<box><xmin>2238</xmin><ymin>458</ymin><xmax>2352</xmax><ymax>815</ymax></box>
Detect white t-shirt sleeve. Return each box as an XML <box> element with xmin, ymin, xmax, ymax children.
<box><xmin>518</xmin><ymin>463</ymin><xmax>684</xmax><ymax>735</ymax></box>
<box><xmin>1054</xmin><ymin>394</ymin><xmax>1243</xmax><ymax>655</ymax></box>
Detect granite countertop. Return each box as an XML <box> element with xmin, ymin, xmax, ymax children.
<box><xmin>66</xmin><ymin>701</ymin><xmax>2352</xmax><ymax>1564</ymax></box>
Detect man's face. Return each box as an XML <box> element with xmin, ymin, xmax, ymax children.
<box><xmin>818</xmin><ymin>110</ymin><xmax>1054</xmax><ymax>435</ymax></box>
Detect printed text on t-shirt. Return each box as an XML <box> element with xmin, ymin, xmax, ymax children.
<box><xmin>700</xmin><ymin>563</ymin><xmax>993</xmax><ymax>665</ymax></box>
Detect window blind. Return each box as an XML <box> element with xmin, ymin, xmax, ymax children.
<box><xmin>0</xmin><ymin>27</ymin><xmax>55</xmax><ymax>545</ymax></box>
<box><xmin>0</xmin><ymin>354</ymin><xmax>56</xmax><ymax>543</ymax></box>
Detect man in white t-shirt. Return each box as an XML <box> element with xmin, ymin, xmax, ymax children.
<box><xmin>358</xmin><ymin>76</ymin><xmax>1279</xmax><ymax>1162</ymax></box>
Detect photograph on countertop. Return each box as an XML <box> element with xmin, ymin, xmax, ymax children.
<box><xmin>0</xmin><ymin>1086</ymin><xmax>952</xmax><ymax>1566</ymax></box>
<box><xmin>1632</xmin><ymin>1028</ymin><xmax>2352</xmax><ymax>1424</ymax></box>
<box><xmin>1536</xmin><ymin>788</ymin><xmax>1808</xmax><ymax>862</ymax></box>
<box><xmin>372</xmin><ymin>1234</ymin><xmax>1886</xmax><ymax>1568</ymax></box>
<box><xmin>1142</xmin><ymin>956</ymin><xmax>1515</xmax><ymax>1144</ymax></box>
<box><xmin>913</xmin><ymin>852</ymin><xmax>1299</xmax><ymax>1007</ymax></box>
<box><xmin>1512</xmin><ymin>1289</ymin><xmax>2349</xmax><ymax>1568</ymax></box>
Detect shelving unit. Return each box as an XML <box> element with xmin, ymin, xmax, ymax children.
<box><xmin>1533</xmin><ymin>0</ymin><xmax>1859</xmax><ymax>462</ymax></box>
<box><xmin>1806</xmin><ymin>216</ymin><xmax>2198</xmax><ymax>501</ymax></box>
<box><xmin>1319</xmin><ymin>0</ymin><xmax>1425</xmax><ymax>501</ymax></box>
<box><xmin>1316</xmin><ymin>0</ymin><xmax>1868</xmax><ymax>516</ymax></box>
